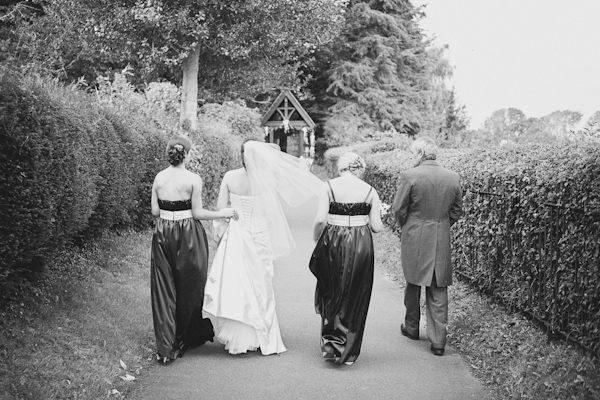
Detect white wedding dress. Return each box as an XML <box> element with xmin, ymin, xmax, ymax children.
<box><xmin>203</xmin><ymin>194</ymin><xmax>287</xmax><ymax>355</ymax></box>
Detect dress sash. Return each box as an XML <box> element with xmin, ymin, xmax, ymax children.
<box><xmin>327</xmin><ymin>214</ymin><xmax>369</xmax><ymax>227</ymax></box>
<box><xmin>160</xmin><ymin>209</ymin><xmax>193</xmax><ymax>221</ymax></box>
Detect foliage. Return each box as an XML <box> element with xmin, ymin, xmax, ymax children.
<box><xmin>324</xmin><ymin>0</ymin><xmax>445</xmax><ymax>136</ymax></box>
<box><xmin>3</xmin><ymin>0</ymin><xmax>344</xmax><ymax>101</ymax></box>
<box><xmin>322</xmin><ymin>136</ymin><xmax>411</xmax><ymax>178</ymax></box>
<box><xmin>432</xmin><ymin>87</ymin><xmax>470</xmax><ymax>147</ymax></box>
<box><xmin>301</xmin><ymin>1</ymin><xmax>457</xmax><ymax>149</ymax></box>
<box><xmin>0</xmin><ymin>67</ymin><xmax>168</xmax><ymax>280</ymax></box>
<box><xmin>469</xmin><ymin>108</ymin><xmax>584</xmax><ymax>146</ymax></box>
<box><xmin>321</xmin><ymin>105</ymin><xmax>378</xmax><ymax>148</ymax></box>
<box><xmin>187</xmin><ymin>132</ymin><xmax>240</xmax><ymax>207</ymax></box>
<box><xmin>445</xmin><ymin>142</ymin><xmax>600</xmax><ymax>356</ymax></box>
<box><xmin>198</xmin><ymin>101</ymin><xmax>264</xmax><ymax>140</ymax></box>
<box><xmin>585</xmin><ymin>110</ymin><xmax>600</xmax><ymax>128</ymax></box>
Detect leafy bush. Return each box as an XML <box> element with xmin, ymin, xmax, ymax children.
<box><xmin>321</xmin><ymin>107</ymin><xmax>378</xmax><ymax>149</ymax></box>
<box><xmin>0</xmin><ymin>68</ymin><xmax>168</xmax><ymax>280</ymax></box>
<box><xmin>198</xmin><ymin>101</ymin><xmax>264</xmax><ymax>140</ymax></box>
<box><xmin>187</xmin><ymin>132</ymin><xmax>240</xmax><ymax>207</ymax></box>
<box><xmin>322</xmin><ymin>138</ymin><xmax>414</xmax><ymax>179</ymax></box>
<box><xmin>445</xmin><ymin>142</ymin><xmax>600</xmax><ymax>356</ymax></box>
<box><xmin>0</xmin><ymin>65</ymin><xmax>276</xmax><ymax>290</ymax></box>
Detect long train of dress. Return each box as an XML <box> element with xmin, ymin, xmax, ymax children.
<box><xmin>203</xmin><ymin>194</ymin><xmax>286</xmax><ymax>355</ymax></box>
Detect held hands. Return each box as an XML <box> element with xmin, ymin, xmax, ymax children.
<box><xmin>221</xmin><ymin>208</ymin><xmax>239</xmax><ymax>220</ymax></box>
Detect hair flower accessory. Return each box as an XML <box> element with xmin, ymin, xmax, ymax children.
<box><xmin>173</xmin><ymin>144</ymin><xmax>184</xmax><ymax>151</ymax></box>
<box><xmin>347</xmin><ymin>157</ymin><xmax>365</xmax><ymax>172</ymax></box>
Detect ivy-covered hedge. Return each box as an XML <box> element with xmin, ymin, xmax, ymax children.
<box><xmin>0</xmin><ymin>71</ymin><xmax>166</xmax><ymax>280</ymax></box>
<box><xmin>362</xmin><ymin>141</ymin><xmax>600</xmax><ymax>356</ymax></box>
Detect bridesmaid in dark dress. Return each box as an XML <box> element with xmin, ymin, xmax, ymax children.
<box><xmin>310</xmin><ymin>152</ymin><xmax>383</xmax><ymax>365</ymax></box>
<box><xmin>150</xmin><ymin>136</ymin><xmax>238</xmax><ymax>363</ymax></box>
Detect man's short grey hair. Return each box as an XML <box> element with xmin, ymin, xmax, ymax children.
<box><xmin>411</xmin><ymin>137</ymin><xmax>438</xmax><ymax>160</ymax></box>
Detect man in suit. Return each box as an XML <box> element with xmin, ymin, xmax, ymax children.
<box><xmin>392</xmin><ymin>137</ymin><xmax>463</xmax><ymax>356</ymax></box>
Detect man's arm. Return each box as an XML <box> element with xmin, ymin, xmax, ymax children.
<box><xmin>449</xmin><ymin>179</ymin><xmax>463</xmax><ymax>226</ymax></box>
<box><xmin>392</xmin><ymin>173</ymin><xmax>411</xmax><ymax>228</ymax></box>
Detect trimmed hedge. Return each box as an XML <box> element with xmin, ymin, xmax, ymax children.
<box><xmin>0</xmin><ymin>70</ymin><xmax>166</xmax><ymax>281</ymax></box>
<box><xmin>361</xmin><ymin>140</ymin><xmax>600</xmax><ymax>356</ymax></box>
<box><xmin>0</xmin><ymin>69</ymin><xmax>250</xmax><ymax>287</ymax></box>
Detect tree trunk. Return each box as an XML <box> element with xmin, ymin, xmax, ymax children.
<box><xmin>180</xmin><ymin>43</ymin><xmax>200</xmax><ymax>131</ymax></box>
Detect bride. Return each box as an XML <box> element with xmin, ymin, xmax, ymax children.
<box><xmin>203</xmin><ymin>140</ymin><xmax>323</xmax><ymax>355</ymax></box>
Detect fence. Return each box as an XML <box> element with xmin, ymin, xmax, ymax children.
<box><xmin>454</xmin><ymin>188</ymin><xmax>600</xmax><ymax>356</ymax></box>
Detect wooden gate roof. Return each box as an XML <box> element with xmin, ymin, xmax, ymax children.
<box><xmin>260</xmin><ymin>89</ymin><xmax>315</xmax><ymax>129</ymax></box>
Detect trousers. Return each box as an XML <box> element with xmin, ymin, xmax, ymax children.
<box><xmin>403</xmin><ymin>272</ymin><xmax>448</xmax><ymax>349</ymax></box>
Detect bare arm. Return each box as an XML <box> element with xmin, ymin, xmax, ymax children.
<box><xmin>368</xmin><ymin>190</ymin><xmax>383</xmax><ymax>233</ymax></box>
<box><xmin>216</xmin><ymin>172</ymin><xmax>231</xmax><ymax>211</ymax></box>
<box><xmin>191</xmin><ymin>174</ymin><xmax>238</xmax><ymax>220</ymax></box>
<box><xmin>150</xmin><ymin>177</ymin><xmax>160</xmax><ymax>217</ymax></box>
<box><xmin>312</xmin><ymin>186</ymin><xmax>330</xmax><ymax>242</ymax></box>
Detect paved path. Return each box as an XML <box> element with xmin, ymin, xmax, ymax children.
<box><xmin>131</xmin><ymin>199</ymin><xmax>491</xmax><ymax>400</ymax></box>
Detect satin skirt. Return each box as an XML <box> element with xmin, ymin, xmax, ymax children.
<box><xmin>203</xmin><ymin>218</ymin><xmax>286</xmax><ymax>355</ymax></box>
<box><xmin>151</xmin><ymin>218</ymin><xmax>214</xmax><ymax>359</ymax></box>
<box><xmin>309</xmin><ymin>223</ymin><xmax>374</xmax><ymax>364</ymax></box>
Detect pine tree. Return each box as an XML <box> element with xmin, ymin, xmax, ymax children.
<box><xmin>440</xmin><ymin>88</ymin><xmax>469</xmax><ymax>142</ymax></box>
<box><xmin>324</xmin><ymin>0</ymin><xmax>436</xmax><ymax>136</ymax></box>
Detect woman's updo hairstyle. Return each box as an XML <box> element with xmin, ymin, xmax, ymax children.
<box><xmin>337</xmin><ymin>152</ymin><xmax>366</xmax><ymax>177</ymax></box>
<box><xmin>166</xmin><ymin>135</ymin><xmax>192</xmax><ymax>166</ymax></box>
<box><xmin>240</xmin><ymin>139</ymin><xmax>255</xmax><ymax>169</ymax></box>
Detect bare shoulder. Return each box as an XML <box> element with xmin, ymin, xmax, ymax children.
<box><xmin>185</xmin><ymin>169</ymin><xmax>202</xmax><ymax>184</ymax></box>
<box><xmin>153</xmin><ymin>168</ymin><xmax>169</xmax><ymax>183</ymax></box>
<box><xmin>227</xmin><ymin>168</ymin><xmax>246</xmax><ymax>177</ymax></box>
<box><xmin>224</xmin><ymin>168</ymin><xmax>246</xmax><ymax>182</ymax></box>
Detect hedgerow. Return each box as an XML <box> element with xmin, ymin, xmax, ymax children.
<box><xmin>446</xmin><ymin>141</ymin><xmax>600</xmax><ymax>356</ymax></box>
<box><xmin>0</xmin><ymin>69</ymin><xmax>167</xmax><ymax>283</ymax></box>
<box><xmin>0</xmin><ymin>67</ymin><xmax>255</xmax><ymax>289</ymax></box>
<box><xmin>361</xmin><ymin>140</ymin><xmax>600</xmax><ymax>356</ymax></box>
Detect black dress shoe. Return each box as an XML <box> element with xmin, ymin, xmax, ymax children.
<box><xmin>400</xmin><ymin>324</ymin><xmax>419</xmax><ymax>340</ymax></box>
<box><xmin>430</xmin><ymin>345</ymin><xmax>444</xmax><ymax>356</ymax></box>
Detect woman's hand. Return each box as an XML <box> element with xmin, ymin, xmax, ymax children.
<box><xmin>221</xmin><ymin>208</ymin><xmax>239</xmax><ymax>220</ymax></box>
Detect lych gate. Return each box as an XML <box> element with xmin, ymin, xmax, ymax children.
<box><xmin>260</xmin><ymin>89</ymin><xmax>315</xmax><ymax>158</ymax></box>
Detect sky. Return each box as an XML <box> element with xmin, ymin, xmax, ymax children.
<box><xmin>412</xmin><ymin>0</ymin><xmax>600</xmax><ymax>129</ymax></box>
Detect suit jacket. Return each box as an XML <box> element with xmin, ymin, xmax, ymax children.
<box><xmin>392</xmin><ymin>160</ymin><xmax>463</xmax><ymax>287</ymax></box>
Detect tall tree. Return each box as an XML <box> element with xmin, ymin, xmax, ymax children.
<box><xmin>586</xmin><ymin>110</ymin><xmax>600</xmax><ymax>127</ymax></box>
<box><xmin>542</xmin><ymin>110</ymin><xmax>582</xmax><ymax>137</ymax></box>
<box><xmin>481</xmin><ymin>108</ymin><xmax>527</xmax><ymax>143</ymax></box>
<box><xmin>323</xmin><ymin>0</ymin><xmax>438</xmax><ymax>136</ymax></box>
<box><xmin>437</xmin><ymin>87</ymin><xmax>469</xmax><ymax>145</ymax></box>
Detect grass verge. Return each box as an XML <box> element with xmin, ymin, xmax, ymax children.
<box><xmin>0</xmin><ymin>226</ymin><xmax>219</xmax><ymax>399</ymax></box>
<box><xmin>375</xmin><ymin>226</ymin><xmax>600</xmax><ymax>400</ymax></box>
